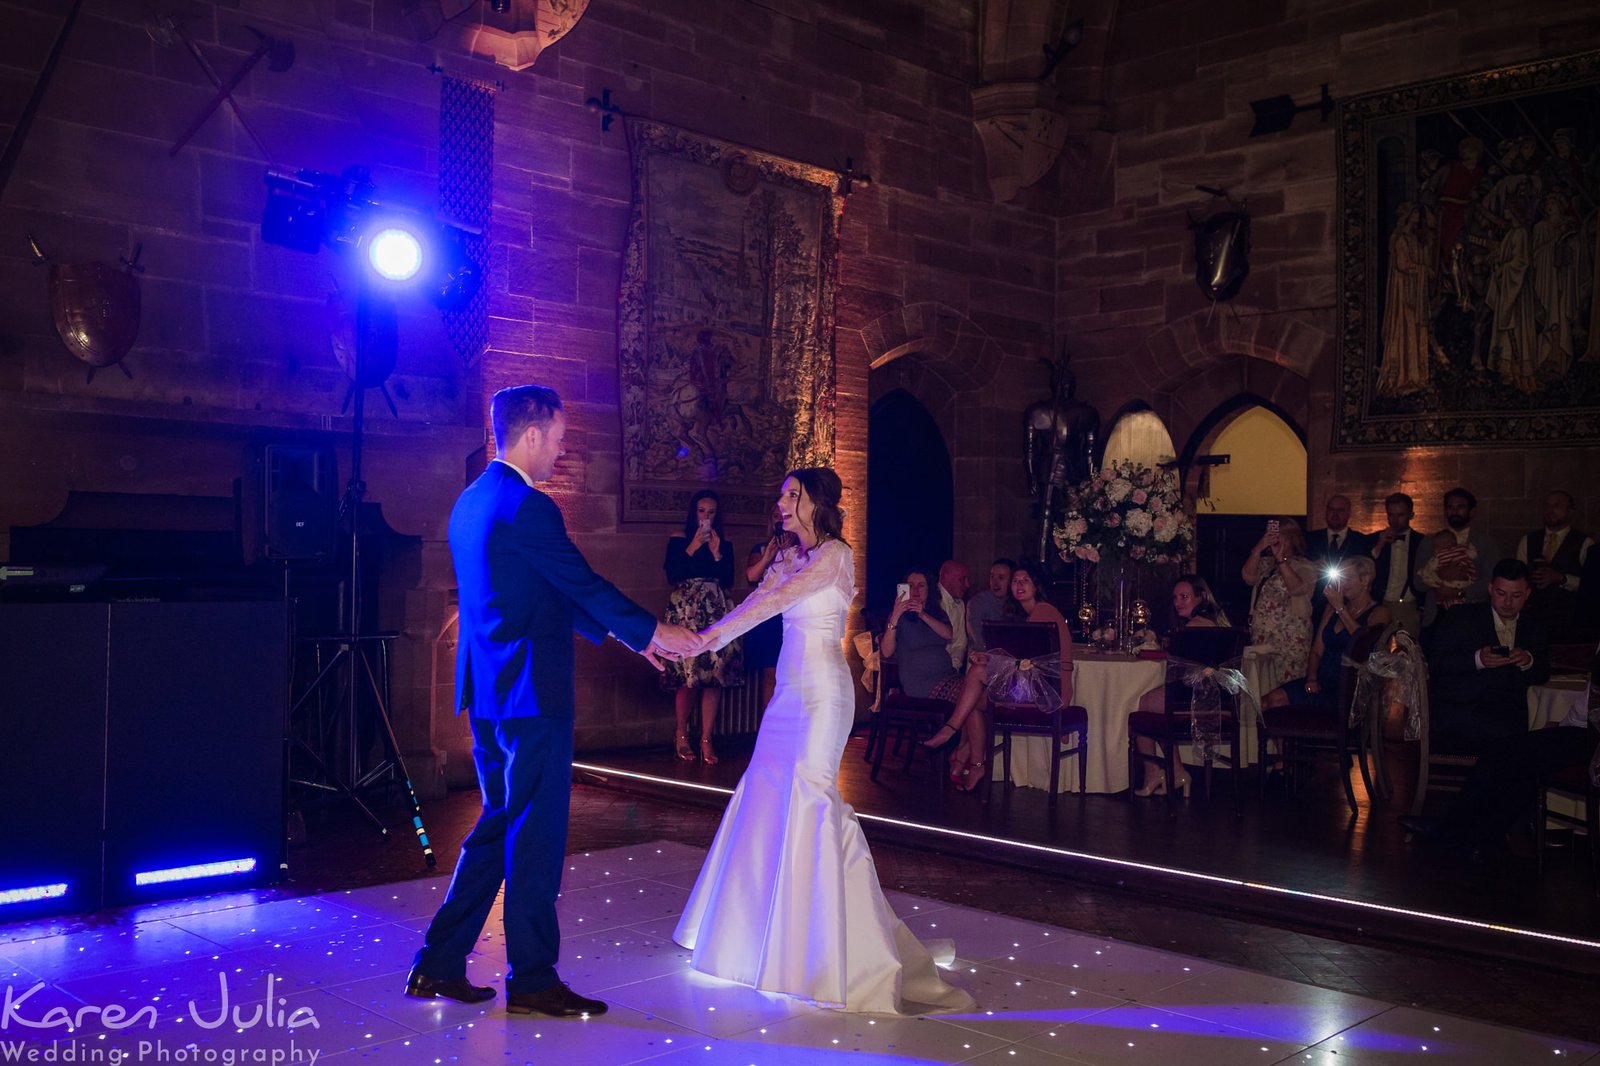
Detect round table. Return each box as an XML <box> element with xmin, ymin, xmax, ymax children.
<box><xmin>1528</xmin><ymin>676</ymin><xmax>1587</xmax><ymax>729</ymax></box>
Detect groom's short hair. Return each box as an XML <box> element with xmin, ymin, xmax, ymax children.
<box><xmin>492</xmin><ymin>385</ymin><xmax>563</xmax><ymax>451</ymax></box>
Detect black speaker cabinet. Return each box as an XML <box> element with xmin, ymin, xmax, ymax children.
<box><xmin>0</xmin><ymin>602</ymin><xmax>287</xmax><ymax>917</ymax></box>
<box><xmin>102</xmin><ymin>602</ymin><xmax>288</xmax><ymax>905</ymax></box>
<box><xmin>263</xmin><ymin>443</ymin><xmax>337</xmax><ymax>562</ymax></box>
<box><xmin>0</xmin><ymin>604</ymin><xmax>108</xmax><ymax>918</ymax></box>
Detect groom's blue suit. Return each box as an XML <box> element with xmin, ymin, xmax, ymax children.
<box><xmin>415</xmin><ymin>460</ymin><xmax>656</xmax><ymax>994</ymax></box>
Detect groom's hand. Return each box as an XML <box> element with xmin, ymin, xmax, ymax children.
<box><xmin>652</xmin><ymin>622</ymin><xmax>700</xmax><ymax>656</ymax></box>
<box><xmin>641</xmin><ymin>642</ymin><xmax>671</xmax><ymax>671</ymax></box>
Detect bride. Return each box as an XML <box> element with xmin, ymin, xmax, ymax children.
<box><xmin>672</xmin><ymin>467</ymin><xmax>975</xmax><ymax>1014</ymax></box>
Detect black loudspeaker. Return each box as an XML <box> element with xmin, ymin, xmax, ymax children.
<box><xmin>0</xmin><ymin>604</ymin><xmax>108</xmax><ymax>918</ymax></box>
<box><xmin>1</xmin><ymin>602</ymin><xmax>287</xmax><ymax>917</ymax></box>
<box><xmin>102</xmin><ymin>602</ymin><xmax>287</xmax><ymax>905</ymax></box>
<box><xmin>263</xmin><ymin>444</ymin><xmax>337</xmax><ymax>561</ymax></box>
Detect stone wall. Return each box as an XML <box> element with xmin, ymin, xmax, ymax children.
<box><xmin>1058</xmin><ymin>0</ymin><xmax>1600</xmax><ymax>551</ymax></box>
<box><xmin>0</xmin><ymin>0</ymin><xmax>1058</xmax><ymax>774</ymax></box>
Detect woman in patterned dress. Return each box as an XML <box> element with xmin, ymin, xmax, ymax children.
<box><xmin>661</xmin><ymin>490</ymin><xmax>743</xmax><ymax>763</ymax></box>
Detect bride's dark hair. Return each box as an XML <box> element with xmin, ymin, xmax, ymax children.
<box><xmin>786</xmin><ymin>467</ymin><xmax>850</xmax><ymax>546</ymax></box>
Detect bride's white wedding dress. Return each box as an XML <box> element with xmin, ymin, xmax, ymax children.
<box><xmin>673</xmin><ymin>538</ymin><xmax>975</xmax><ymax>1013</ymax></box>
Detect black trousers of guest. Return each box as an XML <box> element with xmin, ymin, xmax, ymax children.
<box><xmin>1443</xmin><ymin>726</ymin><xmax>1597</xmax><ymax>847</ymax></box>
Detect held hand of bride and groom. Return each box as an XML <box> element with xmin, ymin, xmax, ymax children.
<box><xmin>642</xmin><ymin>623</ymin><xmax>711</xmax><ymax>670</ymax></box>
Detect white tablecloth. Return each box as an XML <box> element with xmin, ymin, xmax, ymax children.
<box><xmin>1001</xmin><ymin>653</ymin><xmax>1165</xmax><ymax>794</ymax></box>
<box><xmin>1528</xmin><ymin>677</ymin><xmax>1586</xmax><ymax>729</ymax></box>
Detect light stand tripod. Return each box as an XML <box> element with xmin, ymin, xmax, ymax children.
<box><xmin>288</xmin><ymin>289</ymin><xmax>435</xmax><ymax>868</ymax></box>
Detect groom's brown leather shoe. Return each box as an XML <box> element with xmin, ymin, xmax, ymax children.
<box><xmin>404</xmin><ymin>967</ymin><xmax>496</xmax><ymax>1004</ymax></box>
<box><xmin>505</xmin><ymin>981</ymin><xmax>608</xmax><ymax>1017</ymax></box>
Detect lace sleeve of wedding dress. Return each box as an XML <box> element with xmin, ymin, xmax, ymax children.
<box><xmin>699</xmin><ymin>540</ymin><xmax>853</xmax><ymax>652</ymax></box>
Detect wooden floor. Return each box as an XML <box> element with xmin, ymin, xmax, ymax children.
<box><xmin>576</xmin><ymin>729</ymin><xmax>1600</xmax><ymax>974</ymax></box>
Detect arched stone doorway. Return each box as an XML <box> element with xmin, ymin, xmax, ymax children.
<box><xmin>1183</xmin><ymin>397</ymin><xmax>1309</xmax><ymax>628</ymax></box>
<box><xmin>867</xmin><ymin>388</ymin><xmax>954</xmax><ymax>612</ymax></box>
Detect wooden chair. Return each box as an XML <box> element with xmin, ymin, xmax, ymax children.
<box><xmin>867</xmin><ymin>655</ymin><xmax>957</xmax><ymax>783</ymax></box>
<box><xmin>1127</xmin><ymin>626</ymin><xmax>1250</xmax><ymax>807</ymax></box>
<box><xmin>1536</xmin><ymin>762</ymin><xmax>1600</xmax><ymax>890</ymax></box>
<box><xmin>1258</xmin><ymin>623</ymin><xmax>1385</xmax><ymax>814</ymax></box>
<box><xmin>1409</xmin><ymin>657</ymin><xmax>1479</xmax><ymax>817</ymax></box>
<box><xmin>981</xmin><ymin>620</ymin><xmax>1088</xmax><ymax>805</ymax></box>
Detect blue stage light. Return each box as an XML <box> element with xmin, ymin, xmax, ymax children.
<box><xmin>0</xmin><ymin>883</ymin><xmax>68</xmax><ymax>906</ymax></box>
<box><xmin>134</xmin><ymin>857</ymin><xmax>257</xmax><ymax>887</ymax></box>
<box><xmin>367</xmin><ymin>227</ymin><xmax>424</xmax><ymax>282</ymax></box>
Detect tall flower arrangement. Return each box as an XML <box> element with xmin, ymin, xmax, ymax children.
<box><xmin>1052</xmin><ymin>461</ymin><xmax>1194</xmax><ymax>566</ymax></box>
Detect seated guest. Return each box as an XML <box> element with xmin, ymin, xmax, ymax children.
<box><xmin>966</xmin><ymin>557</ymin><xmax>1016</xmax><ymax>652</ymax></box>
<box><xmin>1168</xmin><ymin>573</ymin><xmax>1229</xmax><ymax>632</ymax></box>
<box><xmin>1242</xmin><ymin>517</ymin><xmax>1317</xmax><ymax>686</ymax></box>
<box><xmin>1260</xmin><ymin>555</ymin><xmax>1391</xmax><ymax>713</ymax></box>
<box><xmin>921</xmin><ymin>562</ymin><xmax>1075</xmax><ymax>793</ymax></box>
<box><xmin>881</xmin><ymin>568</ymin><xmax>961</xmax><ymax>701</ymax></box>
<box><xmin>1416</xmin><ymin>486</ymin><xmax>1498</xmax><ymax>630</ymax></box>
<box><xmin>1401</xmin><ymin>641</ymin><xmax>1598</xmax><ymax>860</ymax></box>
<box><xmin>936</xmin><ymin>560</ymin><xmax>972</xmax><ymax>670</ymax></box>
<box><xmin>1514</xmin><ymin>490</ymin><xmax>1592</xmax><ymax>643</ymax></box>
<box><xmin>1131</xmin><ymin>574</ymin><xmax>1233</xmax><ymax>797</ymax></box>
<box><xmin>1306</xmin><ymin>494</ymin><xmax>1372</xmax><ymax>619</ymax></box>
<box><xmin>1370</xmin><ymin>492</ymin><xmax>1424</xmax><ymax>636</ymax></box>
<box><xmin>1428</xmin><ymin>559</ymin><xmax>1551</xmax><ymax>752</ymax></box>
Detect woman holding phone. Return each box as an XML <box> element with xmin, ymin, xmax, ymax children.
<box><xmin>1242</xmin><ymin>516</ymin><xmax>1317</xmax><ymax>686</ymax></box>
<box><xmin>662</xmin><ymin>490</ymin><xmax>742</xmax><ymax>763</ymax></box>
<box><xmin>1261</xmin><ymin>555</ymin><xmax>1390</xmax><ymax>712</ymax></box>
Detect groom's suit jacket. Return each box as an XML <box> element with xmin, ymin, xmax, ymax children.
<box><xmin>451</xmin><ymin>461</ymin><xmax>656</xmax><ymax>721</ymax></box>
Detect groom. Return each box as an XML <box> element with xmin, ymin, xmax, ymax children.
<box><xmin>408</xmin><ymin>384</ymin><xmax>696</xmax><ymax>1017</ymax></box>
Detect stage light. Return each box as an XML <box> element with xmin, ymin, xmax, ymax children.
<box><xmin>367</xmin><ymin>226</ymin><xmax>424</xmax><ymax>282</ymax></box>
<box><xmin>261</xmin><ymin>165</ymin><xmax>482</xmax><ymax>310</ymax></box>
<box><xmin>0</xmin><ymin>882</ymin><xmax>68</xmax><ymax>906</ymax></box>
<box><xmin>134</xmin><ymin>857</ymin><xmax>257</xmax><ymax>887</ymax></box>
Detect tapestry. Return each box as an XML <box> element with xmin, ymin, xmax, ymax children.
<box><xmin>1334</xmin><ymin>49</ymin><xmax>1600</xmax><ymax>449</ymax></box>
<box><xmin>618</xmin><ymin>120</ymin><xmax>842</xmax><ymax>523</ymax></box>
<box><xmin>439</xmin><ymin>75</ymin><xmax>494</xmax><ymax>367</ymax></box>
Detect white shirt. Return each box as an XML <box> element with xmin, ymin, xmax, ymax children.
<box><xmin>1382</xmin><ymin>535</ymin><xmax>1410</xmax><ymax>602</ymax></box>
<box><xmin>494</xmin><ymin>457</ymin><xmax>535</xmax><ymax>488</ymax></box>
<box><xmin>939</xmin><ymin>585</ymin><xmax>967</xmax><ymax>670</ymax></box>
<box><xmin>1329</xmin><ymin>529</ymin><xmax>1346</xmax><ymax>553</ymax></box>
<box><xmin>1474</xmin><ymin>611</ymin><xmax>1531</xmax><ymax>671</ymax></box>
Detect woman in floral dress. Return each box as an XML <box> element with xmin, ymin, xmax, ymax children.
<box><xmin>662</xmin><ymin>490</ymin><xmax>743</xmax><ymax>763</ymax></box>
<box><xmin>1241</xmin><ymin>517</ymin><xmax>1316</xmax><ymax>686</ymax></box>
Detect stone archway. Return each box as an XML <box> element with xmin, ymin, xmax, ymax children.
<box><xmin>851</xmin><ymin>301</ymin><xmax>1020</xmax><ymax>579</ymax></box>
<box><xmin>1140</xmin><ymin>307</ymin><xmax>1322</xmax><ymax>461</ymax></box>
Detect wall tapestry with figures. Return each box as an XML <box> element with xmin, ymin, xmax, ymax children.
<box><xmin>1335</xmin><ymin>48</ymin><xmax>1600</xmax><ymax>448</ymax></box>
<box><xmin>617</xmin><ymin>119</ymin><xmax>842</xmax><ymax>523</ymax></box>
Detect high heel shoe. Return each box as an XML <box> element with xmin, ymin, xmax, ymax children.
<box><xmin>948</xmin><ymin>759</ymin><xmax>970</xmax><ymax>785</ymax></box>
<box><xmin>674</xmin><ymin>733</ymin><xmax>694</xmax><ymax>761</ymax></box>
<box><xmin>957</xmin><ymin>762</ymin><xmax>987</xmax><ymax>792</ymax></box>
<box><xmin>1173</xmin><ymin>773</ymin><xmax>1192</xmax><ymax>798</ymax></box>
<box><xmin>922</xmin><ymin>723</ymin><xmax>959</xmax><ymax>749</ymax></box>
<box><xmin>699</xmin><ymin>738</ymin><xmax>719</xmax><ymax>766</ymax></box>
<box><xmin>1133</xmin><ymin>777</ymin><xmax>1167</xmax><ymax>798</ymax></box>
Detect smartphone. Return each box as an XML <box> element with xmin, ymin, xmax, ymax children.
<box><xmin>896</xmin><ymin>583</ymin><xmax>910</xmax><ymax>602</ymax></box>
<box><xmin>698</xmin><ymin>517</ymin><xmax>712</xmax><ymax>534</ymax></box>
<box><xmin>1490</xmin><ymin>644</ymin><xmax>1511</xmax><ymax>656</ymax></box>
<box><xmin>1323</xmin><ymin>565</ymin><xmax>1341</xmax><ymax>584</ymax></box>
<box><xmin>1265</xmin><ymin>519</ymin><xmax>1280</xmax><ymax>537</ymax></box>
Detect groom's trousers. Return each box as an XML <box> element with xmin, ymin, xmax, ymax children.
<box><xmin>413</xmin><ymin>713</ymin><xmax>574</xmax><ymax>994</ymax></box>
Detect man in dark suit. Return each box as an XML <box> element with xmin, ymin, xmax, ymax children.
<box><xmin>1401</xmin><ymin>642</ymin><xmax>1597</xmax><ymax>860</ymax></box>
<box><xmin>1306</xmin><ymin>494</ymin><xmax>1372</xmax><ymax>620</ymax></box>
<box><xmin>408</xmin><ymin>384</ymin><xmax>696</xmax><ymax>1017</ymax></box>
<box><xmin>1428</xmin><ymin>558</ymin><xmax>1550</xmax><ymax>752</ymax></box>
<box><xmin>1370</xmin><ymin>491</ymin><xmax>1425</xmax><ymax>635</ymax></box>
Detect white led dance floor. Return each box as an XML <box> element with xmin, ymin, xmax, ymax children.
<box><xmin>0</xmin><ymin>840</ymin><xmax>1593</xmax><ymax>1065</ymax></box>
